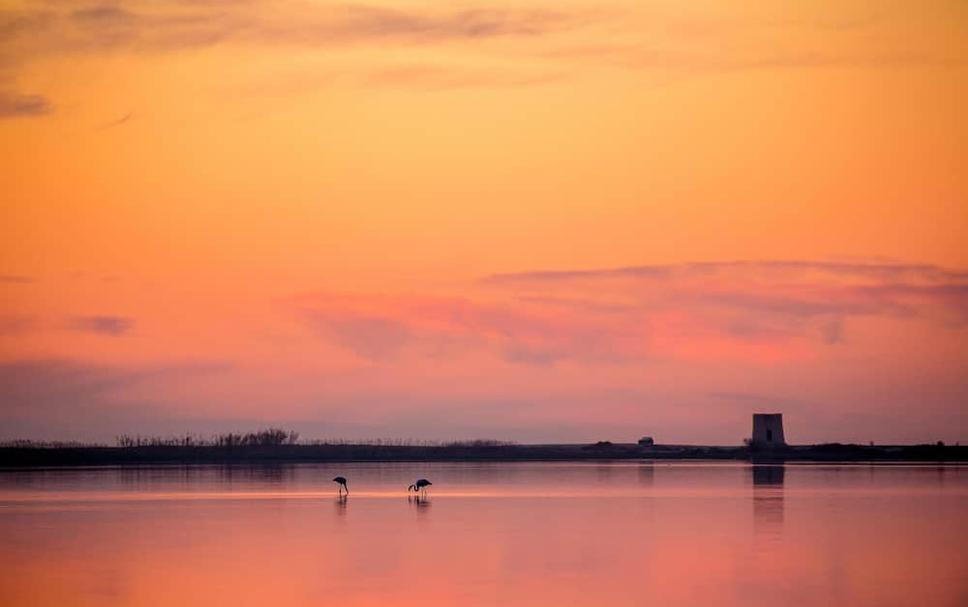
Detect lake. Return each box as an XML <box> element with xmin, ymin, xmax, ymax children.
<box><xmin>1</xmin><ymin>462</ymin><xmax>965</xmax><ymax>606</ymax></box>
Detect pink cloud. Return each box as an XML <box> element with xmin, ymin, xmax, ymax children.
<box><xmin>2</xmin><ymin>260</ymin><xmax>965</xmax><ymax>443</ymax></box>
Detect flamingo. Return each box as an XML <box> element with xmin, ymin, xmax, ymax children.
<box><xmin>332</xmin><ymin>476</ymin><xmax>348</xmax><ymax>496</ymax></box>
<box><xmin>408</xmin><ymin>478</ymin><xmax>432</xmax><ymax>496</ymax></box>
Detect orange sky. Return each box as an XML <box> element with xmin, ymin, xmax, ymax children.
<box><xmin>1</xmin><ymin>0</ymin><xmax>966</xmax><ymax>443</ymax></box>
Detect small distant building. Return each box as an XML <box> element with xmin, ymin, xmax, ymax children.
<box><xmin>751</xmin><ymin>413</ymin><xmax>786</xmax><ymax>447</ymax></box>
<box><xmin>638</xmin><ymin>436</ymin><xmax>655</xmax><ymax>447</ymax></box>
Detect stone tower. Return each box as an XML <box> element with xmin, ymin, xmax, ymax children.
<box><xmin>751</xmin><ymin>413</ymin><xmax>786</xmax><ymax>447</ymax></box>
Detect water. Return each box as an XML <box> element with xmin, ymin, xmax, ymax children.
<box><xmin>1</xmin><ymin>462</ymin><xmax>965</xmax><ymax>606</ymax></box>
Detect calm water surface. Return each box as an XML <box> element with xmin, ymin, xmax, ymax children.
<box><xmin>1</xmin><ymin>462</ymin><xmax>966</xmax><ymax>606</ymax></box>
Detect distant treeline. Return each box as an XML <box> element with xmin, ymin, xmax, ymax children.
<box><xmin>1</xmin><ymin>429</ymin><xmax>515</xmax><ymax>450</ymax></box>
<box><xmin>115</xmin><ymin>428</ymin><xmax>300</xmax><ymax>448</ymax></box>
<box><xmin>0</xmin><ymin>440</ymin><xmax>96</xmax><ymax>449</ymax></box>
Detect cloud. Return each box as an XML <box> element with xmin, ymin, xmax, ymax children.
<box><xmin>308</xmin><ymin>314</ymin><xmax>412</xmax><ymax>361</ymax></box>
<box><xmin>70</xmin><ymin>5</ymin><xmax>137</xmax><ymax>25</ymax></box>
<box><xmin>486</xmin><ymin>260</ymin><xmax>968</xmax><ymax>332</ymax></box>
<box><xmin>481</xmin><ymin>259</ymin><xmax>968</xmax><ymax>354</ymax></box>
<box><xmin>12</xmin><ymin>2</ymin><xmax>944</xmax><ymax>75</ymax></box>
<box><xmin>0</xmin><ymin>358</ymin><xmax>231</xmax><ymax>440</ymax></box>
<box><xmin>0</xmin><ymin>315</ymin><xmax>38</xmax><ymax>336</ymax></box>
<box><xmin>483</xmin><ymin>260</ymin><xmax>965</xmax><ymax>284</ymax></box>
<box><xmin>0</xmin><ymin>92</ymin><xmax>51</xmax><ymax>117</ymax></box>
<box><xmin>68</xmin><ymin>315</ymin><xmax>135</xmax><ymax>336</ymax></box>
<box><xmin>97</xmin><ymin>111</ymin><xmax>132</xmax><ymax>130</ymax></box>
<box><xmin>1</xmin><ymin>3</ymin><xmax>571</xmax><ymax>54</ymax></box>
<box><xmin>0</xmin><ymin>274</ymin><xmax>35</xmax><ymax>283</ymax></box>
<box><xmin>537</xmin><ymin>3</ymin><xmax>963</xmax><ymax>75</ymax></box>
<box><xmin>288</xmin><ymin>259</ymin><xmax>967</xmax><ymax>370</ymax></box>
<box><xmin>316</xmin><ymin>5</ymin><xmax>569</xmax><ymax>42</ymax></box>
<box><xmin>292</xmin><ymin>292</ymin><xmax>646</xmax><ymax>365</ymax></box>
<box><xmin>682</xmin><ymin>289</ymin><xmax>912</xmax><ymax>320</ymax></box>
<box><xmin>550</xmin><ymin>45</ymin><xmax>961</xmax><ymax>75</ymax></box>
<box><xmin>0</xmin><ymin>1</ymin><xmax>580</xmax><ymax>101</ymax></box>
<box><xmin>1</xmin><ymin>0</ymin><xmax>959</xmax><ymax>112</ymax></box>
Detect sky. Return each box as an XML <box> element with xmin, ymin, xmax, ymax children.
<box><xmin>1</xmin><ymin>0</ymin><xmax>966</xmax><ymax>444</ymax></box>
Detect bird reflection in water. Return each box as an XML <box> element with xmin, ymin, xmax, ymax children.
<box><xmin>751</xmin><ymin>464</ymin><xmax>784</xmax><ymax>539</ymax></box>
<box><xmin>408</xmin><ymin>494</ymin><xmax>431</xmax><ymax>511</ymax></box>
<box><xmin>334</xmin><ymin>494</ymin><xmax>348</xmax><ymax>516</ymax></box>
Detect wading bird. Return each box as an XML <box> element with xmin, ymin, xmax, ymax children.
<box><xmin>332</xmin><ymin>476</ymin><xmax>348</xmax><ymax>496</ymax></box>
<box><xmin>408</xmin><ymin>478</ymin><xmax>432</xmax><ymax>496</ymax></box>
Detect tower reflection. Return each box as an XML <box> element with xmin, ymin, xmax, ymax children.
<box><xmin>751</xmin><ymin>464</ymin><xmax>784</xmax><ymax>538</ymax></box>
<box><xmin>638</xmin><ymin>462</ymin><xmax>655</xmax><ymax>486</ymax></box>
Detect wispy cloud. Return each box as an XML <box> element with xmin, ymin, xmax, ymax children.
<box><xmin>312</xmin><ymin>5</ymin><xmax>570</xmax><ymax>42</ymax></box>
<box><xmin>2</xmin><ymin>3</ymin><xmax>573</xmax><ymax>53</ymax></box>
<box><xmin>1</xmin><ymin>0</ymin><xmax>959</xmax><ymax>113</ymax></box>
<box><xmin>292</xmin><ymin>292</ymin><xmax>644</xmax><ymax>365</ymax></box>
<box><xmin>308</xmin><ymin>314</ymin><xmax>412</xmax><ymax>361</ymax></box>
<box><xmin>0</xmin><ymin>91</ymin><xmax>51</xmax><ymax>117</ymax></box>
<box><xmin>488</xmin><ymin>259</ymin><xmax>968</xmax><ymax>351</ymax></box>
<box><xmin>0</xmin><ymin>274</ymin><xmax>35</xmax><ymax>283</ymax></box>
<box><xmin>545</xmin><ymin>44</ymin><xmax>961</xmax><ymax>76</ymax></box>
<box><xmin>288</xmin><ymin>260</ymin><xmax>967</xmax><ymax>368</ymax></box>
<box><xmin>484</xmin><ymin>260</ymin><xmax>966</xmax><ymax>284</ymax></box>
<box><xmin>0</xmin><ymin>1</ymin><xmax>580</xmax><ymax>101</ymax></box>
<box><xmin>68</xmin><ymin>315</ymin><xmax>135</xmax><ymax>336</ymax></box>
<box><xmin>96</xmin><ymin>111</ymin><xmax>132</xmax><ymax>130</ymax></box>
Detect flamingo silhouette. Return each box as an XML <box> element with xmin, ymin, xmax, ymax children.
<box><xmin>408</xmin><ymin>478</ymin><xmax>432</xmax><ymax>496</ymax></box>
<box><xmin>332</xmin><ymin>476</ymin><xmax>348</xmax><ymax>496</ymax></box>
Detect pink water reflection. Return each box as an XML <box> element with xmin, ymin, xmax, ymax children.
<box><xmin>1</xmin><ymin>463</ymin><xmax>965</xmax><ymax>606</ymax></box>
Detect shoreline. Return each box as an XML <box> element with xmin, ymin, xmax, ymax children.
<box><xmin>1</xmin><ymin>442</ymin><xmax>964</xmax><ymax>467</ymax></box>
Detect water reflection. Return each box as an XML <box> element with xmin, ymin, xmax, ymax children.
<box><xmin>594</xmin><ymin>463</ymin><xmax>614</xmax><ymax>483</ymax></box>
<box><xmin>752</xmin><ymin>464</ymin><xmax>785</xmax><ymax>486</ymax></box>
<box><xmin>110</xmin><ymin>464</ymin><xmax>298</xmax><ymax>490</ymax></box>
<box><xmin>2</xmin><ymin>463</ymin><xmax>966</xmax><ymax>606</ymax></box>
<box><xmin>215</xmin><ymin>464</ymin><xmax>294</xmax><ymax>484</ymax></box>
<box><xmin>751</xmin><ymin>464</ymin><xmax>785</xmax><ymax>538</ymax></box>
<box><xmin>334</xmin><ymin>494</ymin><xmax>348</xmax><ymax>515</ymax></box>
<box><xmin>409</xmin><ymin>494</ymin><xmax>432</xmax><ymax>510</ymax></box>
<box><xmin>637</xmin><ymin>462</ymin><xmax>655</xmax><ymax>486</ymax></box>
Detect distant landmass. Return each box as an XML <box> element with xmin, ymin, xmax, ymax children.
<box><xmin>1</xmin><ymin>440</ymin><xmax>964</xmax><ymax>467</ymax></box>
